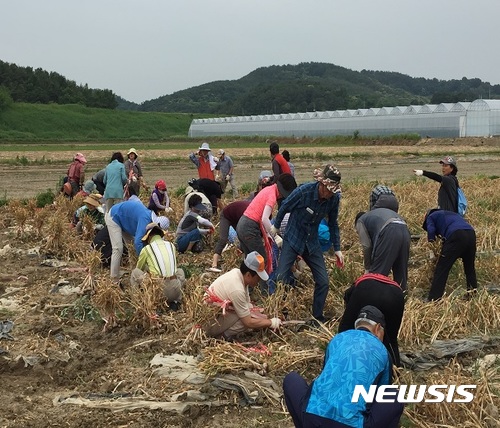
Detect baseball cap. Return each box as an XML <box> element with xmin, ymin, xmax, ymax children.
<box><xmin>439</xmin><ymin>156</ymin><xmax>457</xmax><ymax>167</ymax></box>
<box><xmin>244</xmin><ymin>251</ymin><xmax>269</xmax><ymax>281</ymax></box>
<box><xmin>356</xmin><ymin>305</ymin><xmax>386</xmax><ymax>329</ymax></box>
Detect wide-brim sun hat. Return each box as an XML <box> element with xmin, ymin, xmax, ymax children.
<box><xmin>127</xmin><ymin>148</ymin><xmax>138</xmax><ymax>156</ymax></box>
<box><xmin>198</xmin><ymin>142</ymin><xmax>211</xmax><ymax>151</ymax></box>
<box><xmin>141</xmin><ymin>222</ymin><xmax>165</xmax><ymax>242</ymax></box>
<box><xmin>313</xmin><ymin>164</ymin><xmax>342</xmax><ymax>193</ymax></box>
<box><xmin>83</xmin><ymin>194</ymin><xmax>102</xmax><ymax>208</ymax></box>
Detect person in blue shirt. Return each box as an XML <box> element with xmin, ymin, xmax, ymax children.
<box><xmin>105</xmin><ymin>199</ymin><xmax>170</xmax><ymax>280</ymax></box>
<box><xmin>271</xmin><ymin>165</ymin><xmax>344</xmax><ymax>323</ymax></box>
<box><xmin>283</xmin><ymin>306</ymin><xmax>404</xmax><ymax>428</ymax></box>
<box><xmin>422</xmin><ymin>209</ymin><xmax>477</xmax><ymax>300</ymax></box>
<box><xmin>103</xmin><ymin>152</ymin><xmax>127</xmax><ymax>213</ymax></box>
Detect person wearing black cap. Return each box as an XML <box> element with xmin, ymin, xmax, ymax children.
<box><xmin>338</xmin><ymin>273</ymin><xmax>405</xmax><ymax>367</ymax></box>
<box><xmin>413</xmin><ymin>155</ymin><xmax>460</xmax><ymax>213</ymax></box>
<box><xmin>236</xmin><ymin>173</ymin><xmax>297</xmax><ymax>274</ymax></box>
<box><xmin>283</xmin><ymin>305</ymin><xmax>404</xmax><ymax>428</ymax></box>
<box><xmin>272</xmin><ymin>165</ymin><xmax>344</xmax><ymax>323</ymax></box>
<box><xmin>422</xmin><ymin>209</ymin><xmax>477</xmax><ymax>300</ymax></box>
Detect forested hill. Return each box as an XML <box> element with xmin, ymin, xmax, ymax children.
<box><xmin>139</xmin><ymin>62</ymin><xmax>500</xmax><ymax>115</ymax></box>
<box><xmin>2</xmin><ymin>60</ymin><xmax>500</xmax><ymax>115</ymax></box>
<box><xmin>0</xmin><ymin>60</ymin><xmax>117</xmax><ymax>109</ymax></box>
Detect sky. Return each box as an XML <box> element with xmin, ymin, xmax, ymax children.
<box><xmin>2</xmin><ymin>0</ymin><xmax>499</xmax><ymax>104</ymax></box>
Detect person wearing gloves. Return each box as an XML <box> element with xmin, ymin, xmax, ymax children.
<box><xmin>203</xmin><ymin>251</ymin><xmax>282</xmax><ymax>340</ymax></box>
<box><xmin>283</xmin><ymin>306</ymin><xmax>404</xmax><ymax>428</ymax></box>
<box><xmin>413</xmin><ymin>155</ymin><xmax>460</xmax><ymax>213</ymax></box>
<box><xmin>273</xmin><ymin>165</ymin><xmax>344</xmax><ymax>324</ymax></box>
<box><xmin>73</xmin><ymin>193</ymin><xmax>105</xmax><ymax>234</ymax></box>
<box><xmin>175</xmin><ymin>194</ymin><xmax>215</xmax><ymax>253</ymax></box>
<box><xmin>354</xmin><ymin>185</ymin><xmax>411</xmax><ymax>290</ymax></box>
<box><xmin>188</xmin><ymin>142</ymin><xmax>217</xmax><ymax>180</ymax></box>
<box><xmin>215</xmin><ymin>149</ymin><xmax>238</xmax><ymax>198</ymax></box>
<box><xmin>236</xmin><ymin>173</ymin><xmax>297</xmax><ymax>274</ymax></box>
<box><xmin>124</xmin><ymin>148</ymin><xmax>147</xmax><ymax>197</ymax></box>
<box><xmin>148</xmin><ymin>179</ymin><xmax>172</xmax><ymax>215</ymax></box>
<box><xmin>105</xmin><ymin>199</ymin><xmax>170</xmax><ymax>280</ymax></box>
<box><xmin>130</xmin><ymin>223</ymin><xmax>185</xmax><ymax>311</ymax></box>
<box><xmin>422</xmin><ymin>209</ymin><xmax>477</xmax><ymax>301</ymax></box>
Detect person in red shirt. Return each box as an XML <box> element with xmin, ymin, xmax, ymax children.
<box><xmin>66</xmin><ymin>153</ymin><xmax>87</xmax><ymax>197</ymax></box>
<box><xmin>269</xmin><ymin>141</ymin><xmax>291</xmax><ymax>183</ymax></box>
<box><xmin>188</xmin><ymin>142</ymin><xmax>217</xmax><ymax>180</ymax></box>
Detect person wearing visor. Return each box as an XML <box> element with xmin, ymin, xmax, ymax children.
<box><xmin>273</xmin><ymin>165</ymin><xmax>344</xmax><ymax>324</ymax></box>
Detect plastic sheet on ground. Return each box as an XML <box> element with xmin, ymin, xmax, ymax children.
<box><xmin>401</xmin><ymin>335</ymin><xmax>500</xmax><ymax>370</ymax></box>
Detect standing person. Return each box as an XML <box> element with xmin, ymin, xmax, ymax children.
<box><xmin>188</xmin><ymin>142</ymin><xmax>217</xmax><ymax>180</ymax></box>
<box><xmin>176</xmin><ymin>194</ymin><xmax>215</xmax><ymax>253</ymax></box>
<box><xmin>103</xmin><ymin>152</ymin><xmax>127</xmax><ymax>213</ymax></box>
<box><xmin>203</xmin><ymin>251</ymin><xmax>282</xmax><ymax>340</ymax></box>
<box><xmin>273</xmin><ymin>165</ymin><xmax>343</xmax><ymax>324</ymax></box>
<box><xmin>282</xmin><ymin>150</ymin><xmax>295</xmax><ymax>177</ymax></box>
<box><xmin>124</xmin><ymin>148</ymin><xmax>146</xmax><ymax>197</ymax></box>
<box><xmin>215</xmin><ymin>149</ymin><xmax>238</xmax><ymax>198</ymax></box>
<box><xmin>283</xmin><ymin>306</ymin><xmax>404</xmax><ymax>428</ymax></box>
<box><xmin>422</xmin><ymin>209</ymin><xmax>477</xmax><ymax>301</ymax></box>
<box><xmin>208</xmin><ymin>200</ymin><xmax>250</xmax><ymax>273</ymax></box>
<box><xmin>354</xmin><ymin>185</ymin><xmax>411</xmax><ymax>290</ymax></box>
<box><xmin>130</xmin><ymin>223</ymin><xmax>185</xmax><ymax>310</ymax></box>
<box><xmin>105</xmin><ymin>199</ymin><xmax>170</xmax><ymax>280</ymax></box>
<box><xmin>66</xmin><ymin>153</ymin><xmax>87</xmax><ymax>197</ymax></box>
<box><xmin>236</xmin><ymin>173</ymin><xmax>297</xmax><ymax>273</ymax></box>
<box><xmin>148</xmin><ymin>180</ymin><xmax>172</xmax><ymax>215</ymax></box>
<box><xmin>414</xmin><ymin>155</ymin><xmax>460</xmax><ymax>212</ymax></box>
<box><xmin>269</xmin><ymin>141</ymin><xmax>291</xmax><ymax>183</ymax></box>
<box><xmin>338</xmin><ymin>273</ymin><xmax>405</xmax><ymax>367</ymax></box>
<box><xmin>92</xmin><ymin>168</ymin><xmax>106</xmax><ymax>195</ymax></box>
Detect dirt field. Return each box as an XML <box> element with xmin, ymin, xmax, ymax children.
<box><xmin>0</xmin><ymin>138</ymin><xmax>499</xmax><ymax>427</ymax></box>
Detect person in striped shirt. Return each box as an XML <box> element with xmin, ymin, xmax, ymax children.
<box><xmin>130</xmin><ymin>223</ymin><xmax>185</xmax><ymax>310</ymax></box>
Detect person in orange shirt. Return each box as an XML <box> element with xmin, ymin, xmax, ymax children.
<box><xmin>188</xmin><ymin>142</ymin><xmax>217</xmax><ymax>180</ymax></box>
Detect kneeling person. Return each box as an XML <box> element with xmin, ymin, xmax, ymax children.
<box><xmin>131</xmin><ymin>223</ymin><xmax>185</xmax><ymax>308</ymax></box>
<box><xmin>204</xmin><ymin>251</ymin><xmax>282</xmax><ymax>340</ymax></box>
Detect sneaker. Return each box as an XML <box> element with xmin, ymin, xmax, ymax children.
<box><xmin>207</xmin><ymin>267</ymin><xmax>222</xmax><ymax>273</ymax></box>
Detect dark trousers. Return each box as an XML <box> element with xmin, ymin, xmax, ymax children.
<box><xmin>338</xmin><ymin>279</ymin><xmax>405</xmax><ymax>367</ymax></box>
<box><xmin>429</xmin><ymin>229</ymin><xmax>477</xmax><ymax>300</ymax></box>
<box><xmin>370</xmin><ymin>223</ymin><xmax>410</xmax><ymax>290</ymax></box>
<box><xmin>283</xmin><ymin>372</ymin><xmax>404</xmax><ymax>428</ymax></box>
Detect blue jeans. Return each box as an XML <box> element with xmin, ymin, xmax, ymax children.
<box><xmin>176</xmin><ymin>229</ymin><xmax>202</xmax><ymax>253</ymax></box>
<box><xmin>277</xmin><ymin>240</ymin><xmax>329</xmax><ymax>320</ymax></box>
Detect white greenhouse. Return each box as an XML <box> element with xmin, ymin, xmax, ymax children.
<box><xmin>188</xmin><ymin>99</ymin><xmax>500</xmax><ymax>138</ymax></box>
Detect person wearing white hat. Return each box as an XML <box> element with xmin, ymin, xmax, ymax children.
<box><xmin>188</xmin><ymin>142</ymin><xmax>217</xmax><ymax>180</ymax></box>
<box><xmin>125</xmin><ymin>148</ymin><xmax>147</xmax><ymax>197</ymax></box>
<box><xmin>203</xmin><ymin>251</ymin><xmax>282</xmax><ymax>340</ymax></box>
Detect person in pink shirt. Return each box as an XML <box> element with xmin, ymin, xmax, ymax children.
<box><xmin>236</xmin><ymin>173</ymin><xmax>297</xmax><ymax>274</ymax></box>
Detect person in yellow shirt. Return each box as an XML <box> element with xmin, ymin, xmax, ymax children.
<box><xmin>130</xmin><ymin>223</ymin><xmax>185</xmax><ymax>310</ymax></box>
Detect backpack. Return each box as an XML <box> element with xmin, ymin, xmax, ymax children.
<box><xmin>457</xmin><ymin>187</ymin><xmax>468</xmax><ymax>216</ymax></box>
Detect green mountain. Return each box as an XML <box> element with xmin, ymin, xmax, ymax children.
<box><xmin>138</xmin><ymin>62</ymin><xmax>500</xmax><ymax>115</ymax></box>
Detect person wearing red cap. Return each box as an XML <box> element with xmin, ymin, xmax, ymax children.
<box><xmin>413</xmin><ymin>155</ymin><xmax>460</xmax><ymax>213</ymax></box>
<box><xmin>148</xmin><ymin>179</ymin><xmax>172</xmax><ymax>215</ymax></box>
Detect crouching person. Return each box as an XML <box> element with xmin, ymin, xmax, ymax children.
<box><xmin>203</xmin><ymin>251</ymin><xmax>282</xmax><ymax>340</ymax></box>
<box><xmin>131</xmin><ymin>223</ymin><xmax>185</xmax><ymax>310</ymax></box>
<box><xmin>283</xmin><ymin>306</ymin><xmax>404</xmax><ymax>428</ymax></box>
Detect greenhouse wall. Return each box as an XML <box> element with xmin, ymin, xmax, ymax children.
<box><xmin>188</xmin><ymin>99</ymin><xmax>500</xmax><ymax>138</ymax></box>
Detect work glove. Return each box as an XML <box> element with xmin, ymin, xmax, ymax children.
<box><xmin>165</xmin><ymin>207</ymin><xmax>174</xmax><ymax>214</ymax></box>
<box><xmin>334</xmin><ymin>251</ymin><xmax>344</xmax><ymax>269</ymax></box>
<box><xmin>269</xmin><ymin>225</ymin><xmax>279</xmax><ymax>237</ymax></box>
<box><xmin>414</xmin><ymin>169</ymin><xmax>423</xmax><ymax>176</ymax></box>
<box><xmin>274</xmin><ymin>235</ymin><xmax>283</xmax><ymax>248</ymax></box>
<box><xmin>270</xmin><ymin>317</ymin><xmax>282</xmax><ymax>329</ymax></box>
<box><xmin>94</xmin><ymin>224</ymin><xmax>104</xmax><ymax>231</ymax></box>
<box><xmin>225</xmin><ymin>175</ymin><xmax>230</xmax><ymax>181</ymax></box>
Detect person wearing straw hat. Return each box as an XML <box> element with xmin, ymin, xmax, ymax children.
<box><xmin>272</xmin><ymin>165</ymin><xmax>344</xmax><ymax>324</ymax></box>
<box><xmin>130</xmin><ymin>223</ymin><xmax>185</xmax><ymax>310</ymax></box>
<box><xmin>73</xmin><ymin>193</ymin><xmax>105</xmax><ymax>234</ymax></box>
<box><xmin>203</xmin><ymin>251</ymin><xmax>282</xmax><ymax>339</ymax></box>
<box><xmin>413</xmin><ymin>155</ymin><xmax>460</xmax><ymax>213</ymax></box>
<box><xmin>188</xmin><ymin>141</ymin><xmax>217</xmax><ymax>180</ymax></box>
<box><xmin>105</xmin><ymin>199</ymin><xmax>170</xmax><ymax>280</ymax></box>
<box><xmin>283</xmin><ymin>305</ymin><xmax>404</xmax><ymax>428</ymax></box>
<box><xmin>124</xmin><ymin>148</ymin><xmax>147</xmax><ymax>197</ymax></box>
